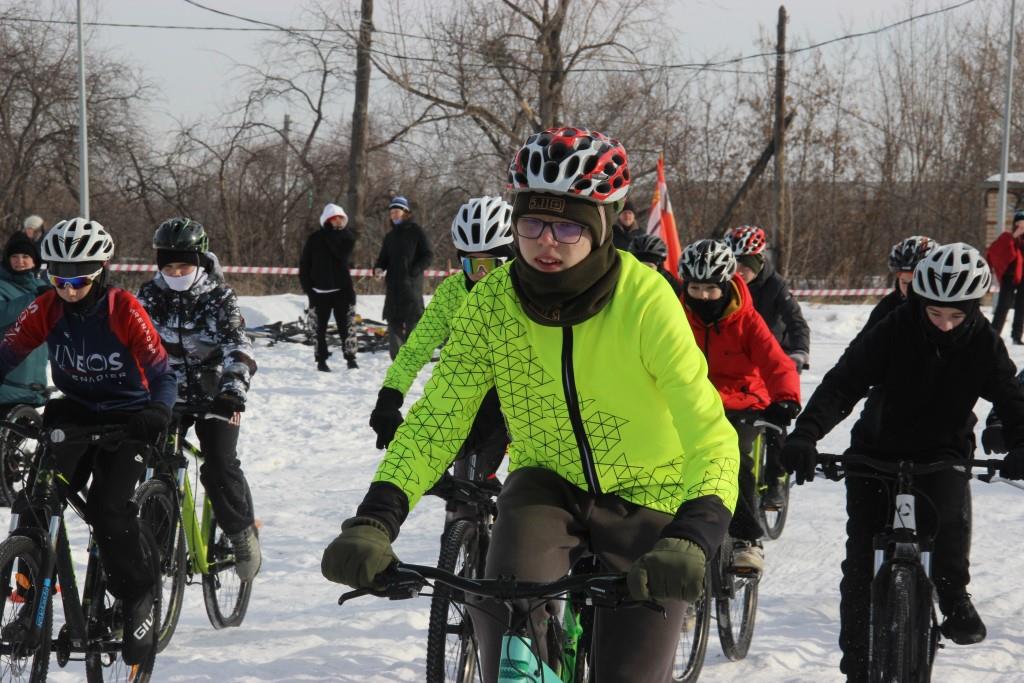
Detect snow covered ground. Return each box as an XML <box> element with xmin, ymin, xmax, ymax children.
<box><xmin>18</xmin><ymin>295</ymin><xmax>1024</xmax><ymax>682</ymax></box>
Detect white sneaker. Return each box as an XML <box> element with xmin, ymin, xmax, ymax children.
<box><xmin>731</xmin><ymin>540</ymin><xmax>764</xmax><ymax>572</ymax></box>
<box><xmin>227</xmin><ymin>525</ymin><xmax>262</xmax><ymax>581</ymax></box>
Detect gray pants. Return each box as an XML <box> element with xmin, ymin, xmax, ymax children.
<box><xmin>467</xmin><ymin>467</ymin><xmax>688</xmax><ymax>683</ymax></box>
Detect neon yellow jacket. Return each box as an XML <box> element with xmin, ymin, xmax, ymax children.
<box><xmin>375</xmin><ymin>254</ymin><xmax>739</xmax><ymax>524</ymax></box>
<box><xmin>383</xmin><ymin>272</ymin><xmax>467</xmax><ymax>395</ymax></box>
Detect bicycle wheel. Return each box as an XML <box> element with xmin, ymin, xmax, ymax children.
<box><xmin>133</xmin><ymin>479</ymin><xmax>186</xmax><ymax>653</ymax></box>
<box><xmin>0</xmin><ymin>406</ymin><xmax>41</xmax><ymax>507</ymax></box>
<box><xmin>570</xmin><ymin>601</ymin><xmax>594</xmax><ymax>683</ymax></box>
<box><xmin>425</xmin><ymin>520</ymin><xmax>482</xmax><ymax>683</ymax></box>
<box><xmin>201</xmin><ymin>516</ymin><xmax>253</xmax><ymax>629</ymax></box>
<box><xmin>714</xmin><ymin>542</ymin><xmax>759</xmax><ymax>661</ymax></box>
<box><xmin>0</xmin><ymin>535</ymin><xmax>50</xmax><ymax>682</ymax></box>
<box><xmin>85</xmin><ymin>527</ymin><xmax>161</xmax><ymax>683</ymax></box>
<box><xmin>673</xmin><ymin>569</ymin><xmax>711</xmax><ymax>682</ymax></box>
<box><xmin>869</xmin><ymin>564</ymin><xmax>933</xmax><ymax>683</ymax></box>
<box><xmin>759</xmin><ymin>474</ymin><xmax>790</xmax><ymax>540</ymax></box>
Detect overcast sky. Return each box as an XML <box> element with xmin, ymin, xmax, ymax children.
<box><xmin>79</xmin><ymin>0</ymin><xmax>989</xmax><ymax>137</ymax></box>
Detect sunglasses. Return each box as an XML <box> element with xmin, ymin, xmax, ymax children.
<box><xmin>48</xmin><ymin>267</ymin><xmax>103</xmax><ymax>290</ymax></box>
<box><xmin>461</xmin><ymin>256</ymin><xmax>507</xmax><ymax>276</ymax></box>
<box><xmin>514</xmin><ymin>217</ymin><xmax>587</xmax><ymax>245</ymax></box>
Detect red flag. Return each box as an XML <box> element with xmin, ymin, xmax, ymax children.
<box><xmin>646</xmin><ymin>155</ymin><xmax>681</xmax><ymax>276</ymax></box>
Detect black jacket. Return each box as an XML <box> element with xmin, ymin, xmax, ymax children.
<box><xmin>792</xmin><ymin>302</ymin><xmax>1024</xmax><ymax>459</ymax></box>
<box><xmin>658</xmin><ymin>266</ymin><xmax>685</xmax><ymax>297</ymax></box>
<box><xmin>612</xmin><ymin>223</ymin><xmax>639</xmax><ymax>250</ymax></box>
<box><xmin>748</xmin><ymin>260</ymin><xmax>810</xmax><ymax>360</ymax></box>
<box><xmin>852</xmin><ymin>288</ymin><xmax>904</xmax><ymax>344</ymax></box>
<box><xmin>299</xmin><ymin>226</ymin><xmax>357</xmax><ymax>300</ymax></box>
<box><xmin>375</xmin><ymin>220</ymin><xmax>432</xmax><ymax>321</ymax></box>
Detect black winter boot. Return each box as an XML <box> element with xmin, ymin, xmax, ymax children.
<box><xmin>317</xmin><ymin>360</ymin><xmax>331</xmax><ymax>372</ymax></box>
<box><xmin>940</xmin><ymin>594</ymin><xmax>986</xmax><ymax>645</ymax></box>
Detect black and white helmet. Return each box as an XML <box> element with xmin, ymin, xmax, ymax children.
<box><xmin>912</xmin><ymin>242</ymin><xmax>991</xmax><ymax>302</ymax></box>
<box><xmin>41</xmin><ymin>218</ymin><xmax>115</xmax><ymax>263</ymax></box>
<box><xmin>679</xmin><ymin>239</ymin><xmax>737</xmax><ymax>284</ymax></box>
<box><xmin>451</xmin><ymin>196</ymin><xmax>514</xmax><ymax>252</ymax></box>
<box><xmin>627</xmin><ymin>233</ymin><xmax>668</xmax><ymax>263</ymax></box>
<box><xmin>889</xmin><ymin>235</ymin><xmax>939</xmax><ymax>272</ymax></box>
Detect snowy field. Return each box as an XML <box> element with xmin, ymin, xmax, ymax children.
<box><xmin>14</xmin><ymin>295</ymin><xmax>1024</xmax><ymax>682</ymax></box>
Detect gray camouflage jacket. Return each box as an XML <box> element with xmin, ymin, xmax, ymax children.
<box><xmin>137</xmin><ymin>263</ymin><xmax>256</xmax><ymax>405</ymax></box>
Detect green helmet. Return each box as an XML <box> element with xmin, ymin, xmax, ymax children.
<box><xmin>153</xmin><ymin>217</ymin><xmax>209</xmax><ymax>253</ymax></box>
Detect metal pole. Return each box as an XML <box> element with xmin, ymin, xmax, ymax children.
<box><xmin>772</xmin><ymin>5</ymin><xmax>788</xmax><ymax>273</ymax></box>
<box><xmin>76</xmin><ymin>0</ymin><xmax>90</xmax><ymax>219</ymax></box>
<box><xmin>997</xmin><ymin>0</ymin><xmax>1017</xmax><ymax>234</ymax></box>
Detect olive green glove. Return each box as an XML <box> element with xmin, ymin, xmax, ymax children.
<box><xmin>627</xmin><ymin>538</ymin><xmax>706</xmax><ymax>602</ymax></box>
<box><xmin>321</xmin><ymin>516</ymin><xmax>399</xmax><ymax>588</ymax></box>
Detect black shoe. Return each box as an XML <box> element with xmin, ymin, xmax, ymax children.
<box><xmin>940</xmin><ymin>594</ymin><xmax>986</xmax><ymax>645</ymax></box>
<box><xmin>122</xmin><ymin>589</ymin><xmax>156</xmax><ymax>666</ymax></box>
<box><xmin>346</xmin><ymin>357</ymin><xmax>359</xmax><ymax>369</ymax></box>
<box><xmin>1013</xmin><ymin>338</ymin><xmax>1024</xmax><ymax>346</ymax></box>
<box><xmin>317</xmin><ymin>361</ymin><xmax>331</xmax><ymax>372</ymax></box>
<box><xmin>762</xmin><ymin>479</ymin><xmax>786</xmax><ymax>509</ymax></box>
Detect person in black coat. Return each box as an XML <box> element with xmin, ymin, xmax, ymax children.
<box><xmin>726</xmin><ymin>226</ymin><xmax>810</xmax><ymax>373</ymax></box>
<box><xmin>856</xmin><ymin>235</ymin><xmax>939</xmax><ymax>340</ymax></box>
<box><xmin>374</xmin><ymin>196</ymin><xmax>432</xmax><ymax>359</ymax></box>
<box><xmin>299</xmin><ymin>203</ymin><xmax>358</xmax><ymax>371</ymax></box>
<box><xmin>611</xmin><ymin>200</ymin><xmax>641</xmax><ymax>250</ymax></box>
<box><xmin>779</xmin><ymin>243</ymin><xmax>1024</xmax><ymax>681</ymax></box>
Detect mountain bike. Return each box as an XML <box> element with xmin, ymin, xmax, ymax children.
<box><xmin>730</xmin><ymin>414</ymin><xmax>789</xmax><ymax>540</ymax></box>
<box><xmin>0</xmin><ymin>421</ymin><xmax>161</xmax><ymax>682</ymax></box>
<box><xmin>816</xmin><ymin>453</ymin><xmax>1004</xmax><ymax>682</ymax></box>
<box><xmin>341</xmin><ymin>563</ymin><xmax>650</xmax><ymax>683</ymax></box>
<box><xmin>132</xmin><ymin>405</ymin><xmax>253</xmax><ymax>653</ymax></box>
<box><xmin>0</xmin><ymin>386</ymin><xmax>56</xmax><ymax>507</ymax></box>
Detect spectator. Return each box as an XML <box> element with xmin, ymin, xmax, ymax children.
<box><xmin>21</xmin><ymin>215</ymin><xmax>44</xmax><ymax>245</ymax></box>
<box><xmin>612</xmin><ymin>200</ymin><xmax>640</xmax><ymax>250</ymax></box>
<box><xmin>374</xmin><ymin>196</ymin><xmax>432</xmax><ymax>359</ymax></box>
<box><xmin>299</xmin><ymin>203</ymin><xmax>359</xmax><ymax>371</ymax></box>
<box><xmin>986</xmin><ymin>210</ymin><xmax>1024</xmax><ymax>344</ymax></box>
<box><xmin>0</xmin><ymin>232</ymin><xmax>48</xmax><ymax>408</ymax></box>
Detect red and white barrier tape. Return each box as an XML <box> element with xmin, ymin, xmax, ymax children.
<box><xmin>108</xmin><ymin>264</ymin><xmax>458</xmax><ymax>277</ymax></box>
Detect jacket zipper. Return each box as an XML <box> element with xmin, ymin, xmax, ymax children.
<box><xmin>561</xmin><ymin>327</ymin><xmax>601</xmax><ymax>494</ymax></box>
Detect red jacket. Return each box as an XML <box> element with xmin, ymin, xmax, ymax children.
<box><xmin>986</xmin><ymin>232</ymin><xmax>1023</xmax><ymax>285</ymax></box>
<box><xmin>682</xmin><ymin>276</ymin><xmax>801</xmax><ymax>411</ymax></box>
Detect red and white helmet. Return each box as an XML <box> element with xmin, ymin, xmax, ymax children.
<box><xmin>726</xmin><ymin>225</ymin><xmax>767</xmax><ymax>256</ymax></box>
<box><xmin>507</xmin><ymin>127</ymin><xmax>630</xmax><ymax>204</ymax></box>
<box><xmin>679</xmin><ymin>239</ymin><xmax>737</xmax><ymax>284</ymax></box>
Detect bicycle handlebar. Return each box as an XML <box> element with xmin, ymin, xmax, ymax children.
<box><xmin>815</xmin><ymin>453</ymin><xmax>1004</xmax><ymax>482</ymax></box>
<box><xmin>0</xmin><ymin>420</ymin><xmax>127</xmax><ymax>446</ymax></box>
<box><xmin>426</xmin><ymin>472</ymin><xmax>502</xmax><ymax>506</ymax></box>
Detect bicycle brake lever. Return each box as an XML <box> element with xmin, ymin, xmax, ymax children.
<box><xmin>338</xmin><ymin>587</ymin><xmax>374</xmax><ymax>605</ymax></box>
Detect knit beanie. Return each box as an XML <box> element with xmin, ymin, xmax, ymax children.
<box><xmin>157</xmin><ymin>249</ymin><xmax>202</xmax><ymax>269</ymax></box>
<box><xmin>736</xmin><ymin>253</ymin><xmax>765</xmax><ymax>276</ymax></box>
<box><xmin>4</xmin><ymin>232</ymin><xmax>40</xmax><ymax>268</ymax></box>
<box><xmin>511</xmin><ymin>192</ymin><xmax>618</xmax><ymax>246</ymax></box>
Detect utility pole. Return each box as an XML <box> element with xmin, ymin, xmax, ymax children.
<box><xmin>280</xmin><ymin>113</ymin><xmax>291</xmax><ymax>252</ymax></box>
<box><xmin>772</xmin><ymin>5</ymin><xmax>788</xmax><ymax>273</ymax></box>
<box><xmin>347</xmin><ymin>0</ymin><xmax>373</xmax><ymax>234</ymax></box>
<box><xmin>997</xmin><ymin>0</ymin><xmax>1017</xmax><ymax>234</ymax></box>
<box><xmin>76</xmin><ymin>0</ymin><xmax>90</xmax><ymax>219</ymax></box>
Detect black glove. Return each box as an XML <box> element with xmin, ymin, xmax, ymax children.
<box><xmin>981</xmin><ymin>425</ymin><xmax>1007</xmax><ymax>455</ymax></box>
<box><xmin>761</xmin><ymin>401</ymin><xmax>801</xmax><ymax>431</ymax></box>
<box><xmin>1000</xmin><ymin>447</ymin><xmax>1024</xmax><ymax>480</ymax></box>
<box><xmin>211</xmin><ymin>391</ymin><xmax>246</xmax><ymax>418</ymax></box>
<box><xmin>780</xmin><ymin>434</ymin><xmax>818</xmax><ymax>485</ymax></box>
<box><xmin>369</xmin><ymin>388</ymin><xmax>404</xmax><ymax>450</ymax></box>
<box><xmin>127</xmin><ymin>402</ymin><xmax>172</xmax><ymax>442</ymax></box>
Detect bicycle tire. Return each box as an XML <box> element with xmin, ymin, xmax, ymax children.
<box><xmin>201</xmin><ymin>516</ymin><xmax>253</xmax><ymax>629</ymax></box>
<box><xmin>870</xmin><ymin>564</ymin><xmax>932</xmax><ymax>683</ymax></box>
<box><xmin>715</xmin><ymin>542</ymin><xmax>759</xmax><ymax>661</ymax></box>
<box><xmin>0</xmin><ymin>534</ymin><xmax>50</xmax><ymax>682</ymax></box>
<box><xmin>673</xmin><ymin>569</ymin><xmax>711</xmax><ymax>682</ymax></box>
<box><xmin>571</xmin><ymin>601</ymin><xmax>595</xmax><ymax>683</ymax></box>
<box><xmin>133</xmin><ymin>479</ymin><xmax>186</xmax><ymax>653</ymax></box>
<box><xmin>85</xmin><ymin>526</ymin><xmax>161</xmax><ymax>683</ymax></box>
<box><xmin>759</xmin><ymin>474</ymin><xmax>790</xmax><ymax>540</ymax></box>
<box><xmin>425</xmin><ymin>520</ymin><xmax>482</xmax><ymax>683</ymax></box>
<box><xmin>0</xmin><ymin>406</ymin><xmax>41</xmax><ymax>508</ymax></box>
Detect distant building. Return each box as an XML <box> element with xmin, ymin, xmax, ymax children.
<box><xmin>981</xmin><ymin>173</ymin><xmax>1024</xmax><ymax>245</ymax></box>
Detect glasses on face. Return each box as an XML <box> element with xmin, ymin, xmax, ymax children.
<box><xmin>461</xmin><ymin>256</ymin><xmax>507</xmax><ymax>276</ymax></box>
<box><xmin>514</xmin><ymin>217</ymin><xmax>587</xmax><ymax>245</ymax></box>
<box><xmin>48</xmin><ymin>267</ymin><xmax>103</xmax><ymax>290</ymax></box>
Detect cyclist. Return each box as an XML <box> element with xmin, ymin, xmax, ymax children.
<box><xmin>627</xmin><ymin>232</ymin><xmax>684</xmax><ymax>296</ymax></box>
<box><xmin>779</xmin><ymin>243</ymin><xmax>1024</xmax><ymax>680</ymax></box>
<box><xmin>0</xmin><ymin>217</ymin><xmax>176</xmax><ymax>665</ymax></box>
<box><xmin>856</xmin><ymin>235</ymin><xmax>939</xmax><ymax>337</ymax></box>
<box><xmin>726</xmin><ymin>225</ymin><xmax>810</xmax><ymax>373</ymax></box>
<box><xmin>370</xmin><ymin>196</ymin><xmax>513</xmax><ymax>491</ymax></box>
<box><xmin>322</xmin><ymin>127</ymin><xmax>740</xmax><ymax>682</ymax></box>
<box><xmin>137</xmin><ymin>217</ymin><xmax>262</xmax><ymax>581</ymax></box>
<box><xmin>0</xmin><ymin>232</ymin><xmax>48</xmax><ymax>409</ymax></box>
<box><xmin>678</xmin><ymin>239</ymin><xmax>800</xmax><ymax>571</ymax></box>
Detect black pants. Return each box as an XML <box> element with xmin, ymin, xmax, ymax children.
<box><xmin>839</xmin><ymin>469</ymin><xmax>972</xmax><ymax>681</ymax></box>
<box><xmin>991</xmin><ymin>269</ymin><xmax>1024</xmax><ymax>339</ymax></box>
<box><xmin>194</xmin><ymin>416</ymin><xmax>254</xmax><ymax>535</ymax></box>
<box><xmin>386</xmin><ymin>301</ymin><xmax>424</xmax><ymax>360</ymax></box>
<box><xmin>467</xmin><ymin>468</ymin><xmax>687</xmax><ymax>683</ymax></box>
<box><xmin>451</xmin><ymin>389</ymin><xmax>508</xmax><ymax>482</ymax></box>
<box><xmin>309</xmin><ymin>290</ymin><xmax>357</xmax><ymax>362</ymax></box>
<box><xmin>726</xmin><ymin>412</ymin><xmax>762</xmax><ymax>542</ymax></box>
<box><xmin>41</xmin><ymin>399</ymin><xmax>151</xmax><ymax>601</ymax></box>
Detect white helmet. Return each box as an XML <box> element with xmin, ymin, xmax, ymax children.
<box><xmin>41</xmin><ymin>218</ymin><xmax>115</xmax><ymax>263</ymax></box>
<box><xmin>912</xmin><ymin>242</ymin><xmax>991</xmax><ymax>302</ymax></box>
<box><xmin>451</xmin><ymin>196</ymin><xmax>514</xmax><ymax>252</ymax></box>
<box><xmin>679</xmin><ymin>239</ymin><xmax>737</xmax><ymax>284</ymax></box>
